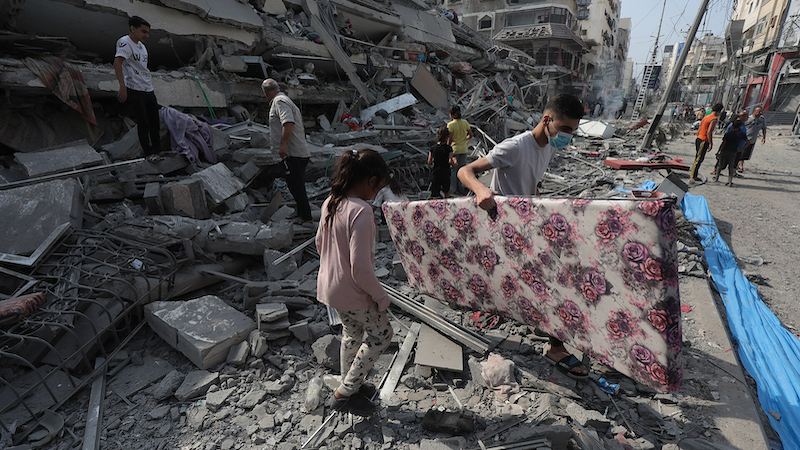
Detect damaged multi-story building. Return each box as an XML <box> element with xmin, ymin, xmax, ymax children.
<box><xmin>678</xmin><ymin>34</ymin><xmax>724</xmax><ymax>107</ymax></box>
<box><xmin>439</xmin><ymin>0</ymin><xmax>630</xmax><ymax>106</ymax></box>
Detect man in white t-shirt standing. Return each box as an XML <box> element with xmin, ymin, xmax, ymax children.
<box><xmin>459</xmin><ymin>94</ymin><xmax>591</xmax><ymax>380</ymax></box>
<box><xmin>113</xmin><ymin>16</ymin><xmax>163</xmax><ymax>156</ymax></box>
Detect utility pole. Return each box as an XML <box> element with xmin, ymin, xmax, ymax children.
<box><xmin>641</xmin><ymin>0</ymin><xmax>711</xmax><ymax>150</ymax></box>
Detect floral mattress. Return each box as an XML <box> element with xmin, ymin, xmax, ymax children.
<box><xmin>383</xmin><ymin>197</ymin><xmax>682</xmax><ymax>392</ymax></box>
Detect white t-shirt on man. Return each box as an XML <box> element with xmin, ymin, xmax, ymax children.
<box><xmin>485</xmin><ymin>130</ymin><xmax>558</xmax><ymax>196</ymax></box>
<box><xmin>115</xmin><ymin>35</ymin><xmax>154</xmax><ymax>92</ymax></box>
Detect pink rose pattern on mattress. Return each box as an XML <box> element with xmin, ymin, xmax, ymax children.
<box><xmin>384</xmin><ymin>197</ymin><xmax>682</xmax><ymax>392</ymax></box>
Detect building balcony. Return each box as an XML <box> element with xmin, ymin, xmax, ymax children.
<box><xmin>493</xmin><ymin>23</ymin><xmax>587</xmax><ymax>49</ymax></box>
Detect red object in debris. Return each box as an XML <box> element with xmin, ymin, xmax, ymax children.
<box><xmin>625</xmin><ymin>119</ymin><xmax>649</xmax><ymax>134</ymax></box>
<box><xmin>0</xmin><ymin>292</ymin><xmax>46</xmax><ymax>326</ymax></box>
<box><xmin>603</xmin><ymin>158</ymin><xmax>689</xmax><ymax>171</ymax></box>
<box><xmin>588</xmin><ymin>152</ymin><xmax>600</xmax><ymax>157</ymax></box>
<box><xmin>631</xmin><ymin>190</ymin><xmax>665</xmax><ymax>199</ymax></box>
<box><xmin>681</xmin><ymin>305</ymin><xmax>693</xmax><ymax>313</ymax></box>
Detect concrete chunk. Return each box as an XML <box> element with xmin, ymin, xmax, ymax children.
<box><xmin>257</xmin><ymin>304</ymin><xmax>289</xmax><ymax>329</ymax></box>
<box><xmin>15</xmin><ymin>143</ymin><xmax>103</xmax><ymax>177</ymax></box>
<box><xmin>206</xmin><ymin>387</ymin><xmax>235</xmax><ymax>411</ymax></box>
<box><xmin>150</xmin><ymin>369</ymin><xmax>185</xmax><ymax>401</ymax></box>
<box><xmin>101</xmin><ymin>126</ymin><xmax>144</xmax><ymax>161</ymax></box>
<box><xmin>145</xmin><ymin>295</ymin><xmax>256</xmax><ymax>369</ymax></box>
<box><xmin>205</xmin><ymin>222</ymin><xmax>266</xmax><ymax>255</ymax></box>
<box><xmin>0</xmin><ymin>179</ymin><xmax>82</xmax><ymax>256</ymax></box>
<box><xmin>237</xmin><ymin>388</ymin><xmax>266</xmax><ymax>409</ymax></box>
<box><xmin>191</xmin><ymin>162</ymin><xmax>245</xmax><ymax>205</ymax></box>
<box><xmin>160</xmin><ymin>179</ymin><xmax>211</xmax><ymax>219</ymax></box>
<box><xmin>175</xmin><ymin>370</ymin><xmax>219</xmax><ymax>401</ymax></box>
<box><xmin>249</xmin><ymin>330</ymin><xmax>268</xmax><ymax>358</ymax></box>
<box><xmin>263</xmin><ymin>249</ymin><xmax>298</xmax><ymax>281</ymax></box>
<box><xmin>566</xmin><ymin>401</ymin><xmax>612</xmax><ymax>430</ymax></box>
<box><xmin>226</xmin><ymin>340</ymin><xmax>249</xmax><ymax>367</ymax></box>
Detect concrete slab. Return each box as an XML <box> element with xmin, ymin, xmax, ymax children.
<box><xmin>392</xmin><ymin>4</ymin><xmax>456</xmax><ymax>47</ymax></box>
<box><xmin>0</xmin><ymin>179</ymin><xmax>82</xmax><ymax>256</ymax></box>
<box><xmin>107</xmin><ymin>355</ymin><xmax>174</xmax><ymax>398</ymax></box>
<box><xmin>410</xmin><ymin>63</ymin><xmax>450</xmax><ymax>110</ymax></box>
<box><xmin>159</xmin><ymin>0</ymin><xmax>264</xmax><ymax>29</ymax></box>
<box><xmin>145</xmin><ymin>295</ymin><xmax>256</xmax><ymax>369</ymax></box>
<box><xmin>191</xmin><ymin>162</ymin><xmax>245</xmax><ymax>205</ymax></box>
<box><xmin>175</xmin><ymin>370</ymin><xmax>219</xmax><ymax>401</ymax></box>
<box><xmin>361</xmin><ymin>93</ymin><xmax>418</xmax><ymax>122</ymax></box>
<box><xmin>101</xmin><ymin>126</ymin><xmax>144</xmax><ymax>161</ymax></box>
<box><xmin>15</xmin><ymin>143</ymin><xmax>103</xmax><ymax>177</ymax></box>
<box><xmin>413</xmin><ymin>324</ymin><xmax>464</xmax><ymax>372</ymax></box>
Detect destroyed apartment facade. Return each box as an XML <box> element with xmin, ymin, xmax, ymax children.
<box><xmin>676</xmin><ymin>34</ymin><xmax>725</xmax><ymax>107</ymax></box>
<box><xmin>441</xmin><ymin>0</ymin><xmax>631</xmax><ymax>108</ymax></box>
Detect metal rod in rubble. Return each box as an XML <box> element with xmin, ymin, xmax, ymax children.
<box><xmin>640</xmin><ymin>0</ymin><xmax>711</xmax><ymax>150</ymax></box>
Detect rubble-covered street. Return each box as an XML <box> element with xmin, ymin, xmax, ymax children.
<box><xmin>1</xmin><ymin>0</ymin><xmax>799</xmax><ymax>450</ymax></box>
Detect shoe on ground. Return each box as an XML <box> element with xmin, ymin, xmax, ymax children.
<box><xmin>359</xmin><ymin>383</ymin><xmax>377</xmax><ymax>399</ymax></box>
<box><xmin>328</xmin><ymin>392</ymin><xmax>376</xmax><ymax>416</ymax></box>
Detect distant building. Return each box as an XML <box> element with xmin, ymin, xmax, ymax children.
<box><xmin>679</xmin><ymin>34</ymin><xmax>724</xmax><ymax>106</ymax></box>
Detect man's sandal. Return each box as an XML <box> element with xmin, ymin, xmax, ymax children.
<box><xmin>544</xmin><ymin>354</ymin><xmax>590</xmax><ymax>380</ymax></box>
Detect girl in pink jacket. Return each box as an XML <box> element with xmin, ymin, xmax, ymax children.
<box><xmin>316</xmin><ymin>148</ymin><xmax>393</xmax><ymax>416</ymax></box>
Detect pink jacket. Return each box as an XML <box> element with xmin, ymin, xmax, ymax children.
<box><xmin>315</xmin><ymin>197</ymin><xmax>390</xmax><ymax>311</ymax></box>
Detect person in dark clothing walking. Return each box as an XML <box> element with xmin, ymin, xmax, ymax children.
<box><xmin>263</xmin><ymin>78</ymin><xmax>313</xmax><ymax>224</ymax></box>
<box><xmin>114</xmin><ymin>16</ymin><xmax>163</xmax><ymax>156</ymax></box>
<box><xmin>714</xmin><ymin>119</ymin><xmax>747</xmax><ymax>186</ymax></box>
<box><xmin>428</xmin><ymin>126</ymin><xmax>454</xmax><ymax>199</ymax></box>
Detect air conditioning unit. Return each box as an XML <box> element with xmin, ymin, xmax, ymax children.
<box><xmin>577</xmin><ymin>0</ymin><xmax>592</xmax><ymax>6</ymax></box>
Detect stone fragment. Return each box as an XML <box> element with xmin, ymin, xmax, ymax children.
<box><xmin>160</xmin><ymin>179</ymin><xmax>211</xmax><ymax>219</ymax></box>
<box><xmin>249</xmin><ymin>330</ymin><xmax>268</xmax><ymax>358</ymax></box>
<box><xmin>145</xmin><ymin>295</ymin><xmax>256</xmax><ymax>369</ymax></box>
<box><xmin>637</xmin><ymin>402</ymin><xmax>664</xmax><ymax>429</ymax></box>
<box><xmin>232</xmin><ymin>147</ymin><xmax>281</xmax><ymax>166</ymax></box>
<box><xmin>263</xmin><ymin>249</ymin><xmax>298</xmax><ymax>281</ymax></box>
<box><xmin>15</xmin><ymin>142</ymin><xmax>103</xmax><ymax>177</ymax></box>
<box><xmin>312</xmin><ymin>334</ymin><xmax>341</xmax><ymax>372</ymax></box>
<box><xmin>150</xmin><ymin>369</ymin><xmax>185</xmax><ymax>401</ymax></box>
<box><xmin>101</xmin><ymin>126</ymin><xmax>144</xmax><ymax>160</ymax></box>
<box><xmin>566</xmin><ymin>402</ymin><xmax>612</xmax><ymax>429</ymax></box>
<box><xmin>205</xmin><ymin>222</ymin><xmax>268</xmax><ymax>255</ymax></box>
<box><xmin>226</xmin><ymin>341</ymin><xmax>249</xmax><ymax>367</ymax></box>
<box><xmin>186</xmin><ymin>404</ymin><xmax>208</xmax><ymax>430</ymax></box>
<box><xmin>237</xmin><ymin>389</ymin><xmax>266</xmax><ymax>409</ymax></box>
<box><xmin>234</xmin><ymin>160</ymin><xmax>261</xmax><ymax>184</ymax></box>
<box><xmin>175</xmin><ymin>370</ymin><xmax>219</xmax><ymax>401</ymax></box>
<box><xmin>257</xmin><ymin>220</ymin><xmax>294</xmax><ymax>250</ymax></box>
<box><xmin>264</xmin><ymin>375</ymin><xmax>294</xmax><ymax>395</ymax></box>
<box><xmin>0</xmin><ymin>179</ymin><xmax>83</xmax><ymax>256</ymax></box>
<box><xmin>218</xmin><ymin>55</ymin><xmax>247</xmax><ymax>72</ymax></box>
<box><xmin>419</xmin><ymin>437</ymin><xmax>467</xmax><ymax>450</ymax></box>
<box><xmin>224</xmin><ymin>192</ymin><xmax>250</xmax><ymax>212</ymax></box>
<box><xmin>289</xmin><ymin>320</ymin><xmax>312</xmax><ymax>342</ymax></box>
<box><xmin>261</xmin><ymin>317</ymin><xmax>290</xmax><ymax>331</ymax></box>
<box><xmin>257</xmin><ymin>303</ymin><xmax>289</xmax><ymax>329</ymax></box>
<box><xmin>148</xmin><ymin>404</ymin><xmax>171</xmax><ymax>420</ymax></box>
<box><xmin>191</xmin><ymin>162</ymin><xmax>245</xmax><ymax>205</ymax></box>
<box><xmin>206</xmin><ymin>387</ymin><xmax>235</xmax><ymax>412</ymax></box>
<box><xmin>108</xmin><ymin>355</ymin><xmax>174</xmax><ymax>398</ymax></box>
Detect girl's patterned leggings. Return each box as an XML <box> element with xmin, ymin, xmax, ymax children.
<box><xmin>336</xmin><ymin>303</ymin><xmax>394</xmax><ymax>397</ymax></box>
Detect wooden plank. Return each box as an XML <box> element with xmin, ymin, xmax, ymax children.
<box><xmin>304</xmin><ymin>0</ymin><xmax>374</xmax><ymax>103</ymax></box>
<box><xmin>379</xmin><ymin>322</ymin><xmax>421</xmax><ymax>403</ymax></box>
<box><xmin>413</xmin><ymin>324</ymin><xmax>463</xmax><ymax>372</ymax></box>
<box><xmin>82</xmin><ymin>358</ymin><xmax>106</xmax><ymax>450</ymax></box>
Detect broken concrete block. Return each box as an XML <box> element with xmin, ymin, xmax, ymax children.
<box><xmin>237</xmin><ymin>388</ymin><xmax>266</xmax><ymax>409</ymax></box>
<box><xmin>289</xmin><ymin>320</ymin><xmax>312</xmax><ymax>342</ymax></box>
<box><xmin>224</xmin><ymin>192</ymin><xmax>250</xmax><ymax>213</ymax></box>
<box><xmin>226</xmin><ymin>341</ymin><xmax>249</xmax><ymax>367</ymax></box>
<box><xmin>218</xmin><ymin>55</ymin><xmax>247</xmax><ymax>72</ymax></box>
<box><xmin>206</xmin><ymin>387</ymin><xmax>235</xmax><ymax>412</ymax></box>
<box><xmin>144</xmin><ymin>182</ymin><xmax>164</xmax><ymax>215</ymax></box>
<box><xmin>160</xmin><ymin>179</ymin><xmax>211</xmax><ymax>219</ymax></box>
<box><xmin>504</xmin><ymin>424</ymin><xmax>571</xmax><ymax>450</ymax></box>
<box><xmin>205</xmin><ymin>222</ymin><xmax>266</xmax><ymax>255</ymax></box>
<box><xmin>232</xmin><ymin>148</ymin><xmax>281</xmax><ymax>166</ymax></box>
<box><xmin>191</xmin><ymin>162</ymin><xmax>245</xmax><ymax>205</ymax></box>
<box><xmin>234</xmin><ymin>160</ymin><xmax>261</xmax><ymax>184</ymax></box>
<box><xmin>256</xmin><ymin>303</ymin><xmax>289</xmax><ymax>329</ymax></box>
<box><xmin>108</xmin><ymin>355</ymin><xmax>174</xmax><ymax>398</ymax></box>
<box><xmin>256</xmin><ymin>220</ymin><xmax>294</xmax><ymax>250</ymax></box>
<box><xmin>263</xmin><ymin>249</ymin><xmax>298</xmax><ymax>281</ymax></box>
<box><xmin>101</xmin><ymin>126</ymin><xmax>144</xmax><ymax>161</ymax></box>
<box><xmin>150</xmin><ymin>369</ymin><xmax>185</xmax><ymax>401</ymax></box>
<box><xmin>312</xmin><ymin>334</ymin><xmax>341</xmax><ymax>372</ymax></box>
<box><xmin>175</xmin><ymin>370</ymin><xmax>219</xmax><ymax>401</ymax></box>
<box><xmin>0</xmin><ymin>179</ymin><xmax>82</xmax><ymax>256</ymax></box>
<box><xmin>145</xmin><ymin>295</ymin><xmax>256</xmax><ymax>369</ymax></box>
<box><xmin>264</xmin><ymin>375</ymin><xmax>294</xmax><ymax>395</ymax></box>
<box><xmin>249</xmin><ymin>330</ymin><xmax>268</xmax><ymax>358</ymax></box>
<box><xmin>261</xmin><ymin>317</ymin><xmax>290</xmax><ymax>332</ymax></box>
<box><xmin>210</xmin><ymin>126</ymin><xmax>230</xmax><ymax>152</ymax></box>
<box><xmin>15</xmin><ymin>143</ymin><xmax>103</xmax><ymax>177</ymax></box>
<box><xmin>566</xmin><ymin>402</ymin><xmax>612</xmax><ymax>430</ymax></box>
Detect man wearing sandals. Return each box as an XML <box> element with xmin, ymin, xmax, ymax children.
<box><xmin>458</xmin><ymin>93</ymin><xmax>589</xmax><ymax>380</ymax></box>
<box><xmin>737</xmin><ymin>107</ymin><xmax>767</xmax><ymax>174</ymax></box>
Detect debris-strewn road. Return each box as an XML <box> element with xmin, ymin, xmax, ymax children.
<box><xmin>664</xmin><ymin>124</ymin><xmax>800</xmax><ymax>335</ymax></box>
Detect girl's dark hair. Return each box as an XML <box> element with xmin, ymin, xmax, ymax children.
<box><xmin>386</xmin><ymin>173</ymin><xmax>403</xmax><ymax>196</ymax></box>
<box><xmin>449</xmin><ymin>105</ymin><xmax>461</xmax><ymax>118</ymax></box>
<box><xmin>325</xmin><ymin>149</ymin><xmax>390</xmax><ymax>227</ymax></box>
<box><xmin>437</xmin><ymin>126</ymin><xmax>450</xmax><ymax>143</ymax></box>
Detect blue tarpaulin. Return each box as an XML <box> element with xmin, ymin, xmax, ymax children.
<box><xmin>642</xmin><ymin>179</ymin><xmax>799</xmax><ymax>450</ymax></box>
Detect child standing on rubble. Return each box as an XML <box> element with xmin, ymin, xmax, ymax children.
<box><xmin>428</xmin><ymin>126</ymin><xmax>455</xmax><ymax>199</ymax></box>
<box><xmin>315</xmin><ymin>149</ymin><xmax>393</xmax><ymax>416</ymax></box>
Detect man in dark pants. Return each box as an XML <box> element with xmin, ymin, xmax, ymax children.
<box><xmin>689</xmin><ymin>103</ymin><xmax>722</xmax><ymax>182</ymax></box>
<box><xmin>114</xmin><ymin>16</ymin><xmax>163</xmax><ymax>156</ymax></box>
<box><xmin>263</xmin><ymin>79</ymin><xmax>313</xmax><ymax>224</ymax></box>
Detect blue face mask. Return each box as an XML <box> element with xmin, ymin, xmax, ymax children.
<box><xmin>547</xmin><ymin>123</ymin><xmax>573</xmax><ymax>149</ymax></box>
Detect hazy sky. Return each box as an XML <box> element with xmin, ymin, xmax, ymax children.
<box><xmin>620</xmin><ymin>0</ymin><xmax>733</xmax><ymax>79</ymax></box>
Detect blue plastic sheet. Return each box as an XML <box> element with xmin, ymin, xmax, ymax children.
<box><xmin>678</xmin><ymin>190</ymin><xmax>800</xmax><ymax>450</ymax></box>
